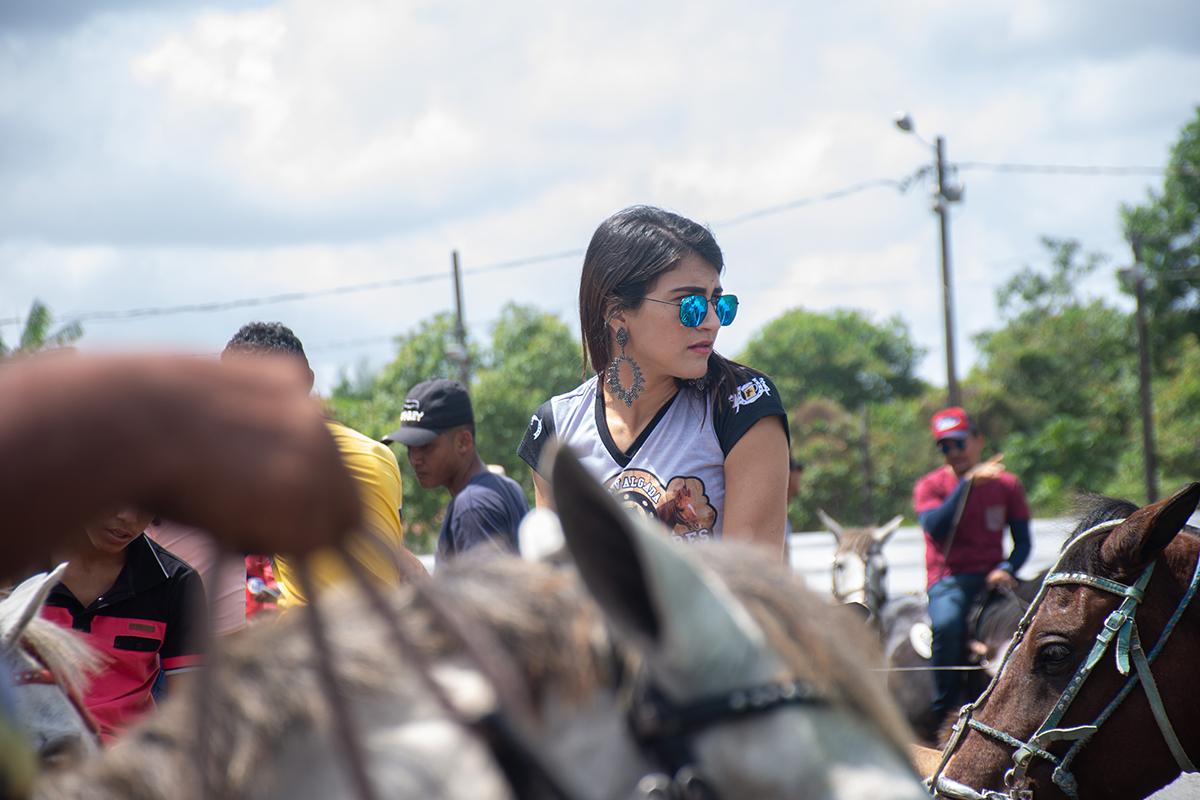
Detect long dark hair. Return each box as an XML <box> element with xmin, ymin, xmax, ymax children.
<box><xmin>578</xmin><ymin>205</ymin><xmax>757</xmax><ymax>409</ymax></box>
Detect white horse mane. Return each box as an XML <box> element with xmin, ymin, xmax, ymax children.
<box><xmin>0</xmin><ymin>586</ymin><xmax>103</xmax><ymax>698</ymax></box>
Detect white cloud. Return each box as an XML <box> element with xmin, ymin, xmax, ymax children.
<box><xmin>3</xmin><ymin>0</ymin><xmax>1199</xmax><ymax>393</ymax></box>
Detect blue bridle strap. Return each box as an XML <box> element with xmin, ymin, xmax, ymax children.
<box><xmin>1052</xmin><ymin>549</ymin><xmax>1200</xmax><ymax>790</ymax></box>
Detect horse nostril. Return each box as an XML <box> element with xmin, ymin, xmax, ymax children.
<box><xmin>39</xmin><ymin>734</ymin><xmax>87</xmax><ymax>770</ymax></box>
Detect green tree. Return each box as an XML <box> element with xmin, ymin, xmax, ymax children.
<box><xmin>1105</xmin><ymin>335</ymin><xmax>1200</xmax><ymax>502</ymax></box>
<box><xmin>327</xmin><ymin>312</ymin><xmax>471</xmax><ymax>550</ymax></box>
<box><xmin>1121</xmin><ymin>106</ymin><xmax>1200</xmax><ymax>355</ymax></box>
<box><xmin>738</xmin><ymin>308</ymin><xmax>926</xmax><ymax>411</ymax></box>
<box><xmin>471</xmin><ymin>304</ymin><xmax>582</xmax><ymax>491</ymax></box>
<box><xmin>0</xmin><ymin>299</ymin><xmax>83</xmax><ymax>357</ymax></box>
<box><xmin>738</xmin><ymin>308</ymin><xmax>928</xmax><ymax>528</ymax></box>
<box><xmin>968</xmin><ymin>240</ymin><xmax>1137</xmax><ymax>510</ymax></box>
<box><xmin>1153</xmin><ymin>336</ymin><xmax>1200</xmax><ymax>491</ymax></box>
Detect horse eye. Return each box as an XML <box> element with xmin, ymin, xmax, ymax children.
<box><xmin>1035</xmin><ymin>643</ymin><xmax>1074</xmax><ymax>675</ymax></box>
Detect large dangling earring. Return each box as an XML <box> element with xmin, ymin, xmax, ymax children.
<box><xmin>606</xmin><ymin>326</ymin><xmax>644</xmax><ymax>407</ymax></box>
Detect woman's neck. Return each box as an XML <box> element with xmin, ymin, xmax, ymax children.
<box><xmin>601</xmin><ymin>373</ymin><xmax>678</xmax><ymax>428</ymax></box>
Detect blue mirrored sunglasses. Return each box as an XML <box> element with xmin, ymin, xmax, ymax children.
<box><xmin>644</xmin><ymin>294</ymin><xmax>739</xmax><ymax>327</ymax></box>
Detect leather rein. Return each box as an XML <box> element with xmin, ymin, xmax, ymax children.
<box><xmin>930</xmin><ymin>519</ymin><xmax>1200</xmax><ymax>800</ymax></box>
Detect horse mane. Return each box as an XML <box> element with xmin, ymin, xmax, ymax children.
<box><xmin>0</xmin><ymin>604</ymin><xmax>102</xmax><ymax>699</ymax></box>
<box><xmin>1066</xmin><ymin>494</ymin><xmax>1141</xmax><ymax>546</ymax></box>
<box><xmin>40</xmin><ymin>546</ymin><xmax>911</xmax><ymax>797</ymax></box>
<box><xmin>1060</xmin><ymin>492</ymin><xmax>1200</xmax><ymax>575</ymax></box>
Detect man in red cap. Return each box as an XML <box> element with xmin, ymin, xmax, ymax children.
<box><xmin>912</xmin><ymin>406</ymin><xmax>1032</xmax><ymax>725</ymax></box>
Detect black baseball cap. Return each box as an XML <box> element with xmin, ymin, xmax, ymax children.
<box><xmin>382</xmin><ymin>378</ymin><xmax>474</xmax><ymax>446</ymax></box>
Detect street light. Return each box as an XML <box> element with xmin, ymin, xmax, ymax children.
<box><xmin>895</xmin><ymin>112</ymin><xmax>965</xmax><ymax>407</ymax></box>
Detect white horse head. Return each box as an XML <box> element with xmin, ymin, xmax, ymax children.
<box><xmin>1</xmin><ymin>564</ymin><xmax>101</xmax><ymax>772</ymax></box>
<box><xmin>821</xmin><ymin>509</ymin><xmax>902</xmax><ymax>617</ymax></box>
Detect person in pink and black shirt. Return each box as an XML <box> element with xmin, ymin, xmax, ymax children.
<box><xmin>41</xmin><ymin>506</ymin><xmax>207</xmax><ymax>742</ymax></box>
<box><xmin>912</xmin><ymin>407</ymin><xmax>1031</xmax><ymax>723</ymax></box>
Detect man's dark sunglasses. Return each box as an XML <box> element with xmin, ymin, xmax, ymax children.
<box><xmin>643</xmin><ymin>294</ymin><xmax>739</xmax><ymax>327</ymax></box>
<box><xmin>938</xmin><ymin>439</ymin><xmax>968</xmax><ymax>455</ymax></box>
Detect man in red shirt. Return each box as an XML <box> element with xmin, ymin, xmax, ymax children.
<box><xmin>42</xmin><ymin>507</ymin><xmax>207</xmax><ymax>742</ymax></box>
<box><xmin>912</xmin><ymin>407</ymin><xmax>1032</xmax><ymax>724</ymax></box>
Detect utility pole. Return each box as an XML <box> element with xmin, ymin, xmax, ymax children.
<box><xmin>1123</xmin><ymin>238</ymin><xmax>1158</xmax><ymax>502</ymax></box>
<box><xmin>859</xmin><ymin>406</ymin><xmax>876</xmax><ymax>522</ymax></box>
<box><xmin>933</xmin><ymin>135</ymin><xmax>961</xmax><ymax>407</ymax></box>
<box><xmin>450</xmin><ymin>250</ymin><xmax>470</xmax><ymax>386</ymax></box>
<box><xmin>896</xmin><ymin>115</ymin><xmax>962</xmax><ymax>408</ymax></box>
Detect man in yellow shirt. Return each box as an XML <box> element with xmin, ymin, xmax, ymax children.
<box><xmin>223</xmin><ymin>322</ymin><xmax>425</xmax><ymax>605</ymax></box>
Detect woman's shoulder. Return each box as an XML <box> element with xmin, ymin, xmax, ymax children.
<box><xmin>714</xmin><ymin>363</ymin><xmax>779</xmax><ymax>410</ymax></box>
<box><xmin>519</xmin><ymin>375</ymin><xmax>598</xmax><ymax>471</ymax></box>
<box><xmin>709</xmin><ymin>364</ymin><xmax>787</xmax><ymax>455</ymax></box>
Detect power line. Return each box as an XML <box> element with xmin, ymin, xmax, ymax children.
<box><xmin>2</xmin><ymin>160</ymin><xmax>1189</xmax><ymax>330</ymax></box>
<box><xmin>0</xmin><ymin>249</ymin><xmax>587</xmax><ymax>328</ymax></box>
<box><xmin>710</xmin><ymin>178</ymin><xmax>908</xmax><ymax>228</ymax></box>
<box><xmin>0</xmin><ymin>176</ymin><xmax>917</xmax><ymax>329</ymax></box>
<box><xmin>956</xmin><ymin>161</ymin><xmax>1197</xmax><ymax>177</ymax></box>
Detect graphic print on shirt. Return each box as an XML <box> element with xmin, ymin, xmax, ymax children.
<box><xmin>728</xmin><ymin>376</ymin><xmax>772</xmax><ymax>413</ymax></box>
<box><xmin>608</xmin><ymin>469</ymin><xmax>716</xmax><ymax>543</ymax></box>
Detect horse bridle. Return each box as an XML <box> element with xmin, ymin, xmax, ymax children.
<box><xmin>931</xmin><ymin>519</ymin><xmax>1200</xmax><ymax>800</ymax></box>
<box><xmin>252</xmin><ymin>545</ymin><xmax>830</xmax><ymax>800</ymax></box>
<box><xmin>831</xmin><ymin>543</ymin><xmax>887</xmax><ymax>614</ymax></box>
<box><xmin>10</xmin><ymin>641</ymin><xmax>102</xmax><ymax>740</ymax></box>
<box><xmin>466</xmin><ymin>614</ymin><xmax>831</xmax><ymax>800</ymax></box>
<box><xmin>624</xmin><ymin>671</ymin><xmax>826</xmax><ymax>799</ymax></box>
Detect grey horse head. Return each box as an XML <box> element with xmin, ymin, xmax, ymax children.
<box><xmin>1</xmin><ymin>564</ymin><xmax>101</xmax><ymax>773</ymax></box>
<box><xmin>820</xmin><ymin>509</ymin><xmax>902</xmax><ymax>618</ymax></box>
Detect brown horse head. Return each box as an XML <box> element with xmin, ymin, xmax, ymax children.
<box><xmin>656</xmin><ymin>483</ymin><xmax>701</xmax><ymax>529</ymax></box>
<box><xmin>935</xmin><ymin>483</ymin><xmax>1200</xmax><ymax>800</ymax></box>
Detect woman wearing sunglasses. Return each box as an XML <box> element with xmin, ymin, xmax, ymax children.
<box><xmin>517</xmin><ymin>206</ymin><xmax>790</xmax><ymax>557</ymax></box>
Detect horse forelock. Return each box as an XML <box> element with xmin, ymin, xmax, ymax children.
<box><xmin>1060</xmin><ymin>493</ymin><xmax>1200</xmax><ymax>577</ymax></box>
<box><xmin>837</xmin><ymin>528</ymin><xmax>879</xmax><ymax>559</ymax></box>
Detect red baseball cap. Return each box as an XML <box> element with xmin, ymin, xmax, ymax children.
<box><xmin>930</xmin><ymin>407</ymin><xmax>973</xmax><ymax>441</ymax></box>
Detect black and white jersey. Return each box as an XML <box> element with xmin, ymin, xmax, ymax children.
<box><xmin>517</xmin><ymin>373</ymin><xmax>787</xmax><ymax>543</ymax></box>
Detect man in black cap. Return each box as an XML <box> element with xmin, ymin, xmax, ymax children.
<box><xmin>384</xmin><ymin>378</ymin><xmax>527</xmax><ymax>562</ymax></box>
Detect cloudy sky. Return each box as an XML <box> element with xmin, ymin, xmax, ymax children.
<box><xmin>3</xmin><ymin>0</ymin><xmax>1198</xmax><ymax>394</ymax></box>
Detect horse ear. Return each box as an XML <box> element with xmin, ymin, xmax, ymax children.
<box><xmin>0</xmin><ymin>562</ymin><xmax>68</xmax><ymax>650</ymax></box>
<box><xmin>1101</xmin><ymin>483</ymin><xmax>1200</xmax><ymax>572</ymax></box>
<box><xmin>873</xmin><ymin>515</ymin><xmax>904</xmax><ymax>545</ymax></box>
<box><xmin>549</xmin><ymin>445</ymin><xmax>778</xmax><ymax>695</ymax></box>
<box><xmin>817</xmin><ymin>509</ymin><xmax>844</xmax><ymax>543</ymax></box>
